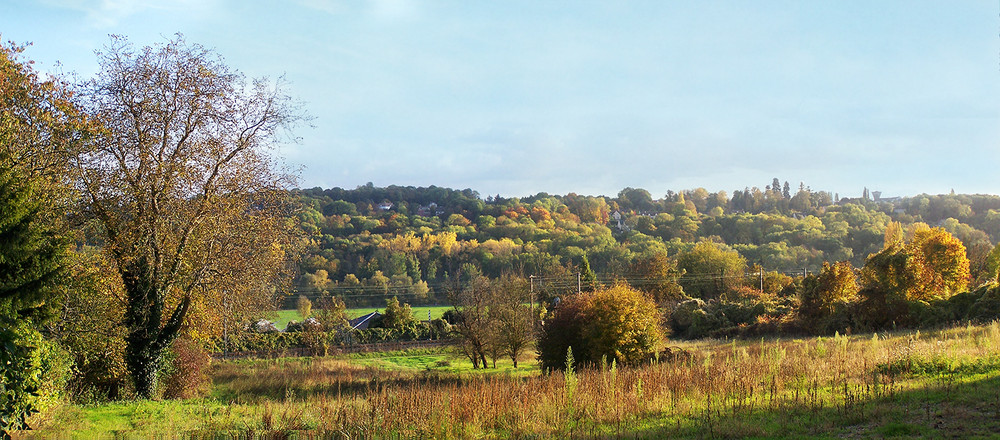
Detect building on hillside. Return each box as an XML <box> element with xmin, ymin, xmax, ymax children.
<box><xmin>349</xmin><ymin>311</ymin><xmax>382</xmax><ymax>330</ymax></box>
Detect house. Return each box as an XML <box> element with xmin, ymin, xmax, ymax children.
<box><xmin>377</xmin><ymin>201</ymin><xmax>394</xmax><ymax>211</ymax></box>
<box><xmin>416</xmin><ymin>202</ymin><xmax>444</xmax><ymax>217</ymax></box>
<box><xmin>349</xmin><ymin>311</ymin><xmax>382</xmax><ymax>330</ymax></box>
<box><xmin>611</xmin><ymin>211</ymin><xmax>629</xmax><ymax>232</ymax></box>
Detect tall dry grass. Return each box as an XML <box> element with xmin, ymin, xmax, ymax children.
<box><xmin>193</xmin><ymin>321</ymin><xmax>1000</xmax><ymax>438</ymax></box>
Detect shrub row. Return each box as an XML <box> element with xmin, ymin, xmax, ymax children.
<box><xmin>214</xmin><ymin>323</ymin><xmax>453</xmax><ymax>354</ymax></box>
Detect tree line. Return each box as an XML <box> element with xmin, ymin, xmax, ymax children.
<box><xmin>290</xmin><ymin>182</ymin><xmax>1000</xmax><ymax>309</ymax></box>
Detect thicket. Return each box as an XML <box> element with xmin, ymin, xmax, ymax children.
<box><xmin>538</xmin><ymin>284</ymin><xmax>662</xmax><ymax>370</ymax></box>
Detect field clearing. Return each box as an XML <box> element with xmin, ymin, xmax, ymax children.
<box><xmin>27</xmin><ymin>322</ymin><xmax>1000</xmax><ymax>438</ymax></box>
<box><xmin>269</xmin><ymin>305</ymin><xmax>452</xmax><ymax>330</ymax></box>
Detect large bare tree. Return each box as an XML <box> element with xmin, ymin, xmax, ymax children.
<box><xmin>77</xmin><ymin>35</ymin><xmax>303</xmax><ymax>397</ymax></box>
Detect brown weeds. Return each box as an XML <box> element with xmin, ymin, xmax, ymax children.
<box><xmin>78</xmin><ymin>322</ymin><xmax>1000</xmax><ymax>438</ymax></box>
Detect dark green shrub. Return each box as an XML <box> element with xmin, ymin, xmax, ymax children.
<box><xmin>967</xmin><ymin>284</ymin><xmax>1000</xmax><ymax>323</ymax></box>
<box><xmin>670</xmin><ymin>297</ymin><xmax>793</xmax><ymax>339</ymax></box>
<box><xmin>441</xmin><ymin>309</ymin><xmax>461</xmax><ymax>325</ymax></box>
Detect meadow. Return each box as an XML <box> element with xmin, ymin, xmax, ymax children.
<box><xmin>26</xmin><ymin>321</ymin><xmax>1000</xmax><ymax>439</ymax></box>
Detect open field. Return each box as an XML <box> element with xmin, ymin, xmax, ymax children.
<box><xmin>269</xmin><ymin>305</ymin><xmax>452</xmax><ymax>330</ymax></box>
<box><xmin>26</xmin><ymin>321</ymin><xmax>1000</xmax><ymax>438</ymax></box>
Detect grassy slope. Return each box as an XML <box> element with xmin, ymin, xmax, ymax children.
<box><xmin>31</xmin><ymin>322</ymin><xmax>1000</xmax><ymax>438</ymax></box>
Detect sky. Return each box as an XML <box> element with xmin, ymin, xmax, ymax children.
<box><xmin>3</xmin><ymin>0</ymin><xmax>999</xmax><ymax>199</ymax></box>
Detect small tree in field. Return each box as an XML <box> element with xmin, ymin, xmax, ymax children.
<box><xmin>296</xmin><ymin>295</ymin><xmax>312</xmax><ymax>320</ymax></box>
<box><xmin>380</xmin><ymin>296</ymin><xmax>416</xmax><ymax>331</ymax></box>
<box><xmin>491</xmin><ymin>277</ymin><xmax>534</xmax><ymax>368</ymax></box>
<box><xmin>315</xmin><ymin>296</ymin><xmax>348</xmax><ymax>331</ymax></box>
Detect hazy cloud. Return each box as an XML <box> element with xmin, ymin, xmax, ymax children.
<box><xmin>39</xmin><ymin>0</ymin><xmax>216</xmax><ymax>28</ymax></box>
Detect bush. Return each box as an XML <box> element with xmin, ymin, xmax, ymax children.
<box><xmin>285</xmin><ymin>317</ymin><xmax>322</xmax><ymax>333</ymax></box>
<box><xmin>966</xmin><ymin>283</ymin><xmax>1000</xmax><ymax>323</ymax></box>
<box><xmin>0</xmin><ymin>326</ymin><xmax>73</xmax><ymax>432</ymax></box>
<box><xmin>670</xmin><ymin>297</ymin><xmax>794</xmax><ymax>339</ymax></box>
<box><xmin>160</xmin><ymin>338</ymin><xmax>211</xmax><ymax>400</ymax></box>
<box><xmin>296</xmin><ymin>295</ymin><xmax>312</xmax><ymax>320</ymax></box>
<box><xmin>538</xmin><ymin>284</ymin><xmax>663</xmax><ymax>370</ymax></box>
<box><xmin>537</xmin><ymin>294</ymin><xmax>590</xmax><ymax>371</ymax></box>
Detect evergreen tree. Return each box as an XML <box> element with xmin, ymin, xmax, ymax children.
<box><xmin>580</xmin><ymin>253</ymin><xmax>598</xmax><ymax>292</ymax></box>
<box><xmin>0</xmin><ymin>155</ymin><xmax>67</xmax><ymax>434</ymax></box>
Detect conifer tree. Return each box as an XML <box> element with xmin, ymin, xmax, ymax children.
<box><xmin>0</xmin><ymin>155</ymin><xmax>67</xmax><ymax>434</ymax></box>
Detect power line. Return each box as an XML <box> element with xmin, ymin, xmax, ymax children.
<box><xmin>282</xmin><ymin>267</ymin><xmax>816</xmax><ymax>300</ymax></box>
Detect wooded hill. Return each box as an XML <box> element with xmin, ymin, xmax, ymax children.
<box><xmin>291</xmin><ymin>182</ymin><xmax>1000</xmax><ymax>307</ymax></box>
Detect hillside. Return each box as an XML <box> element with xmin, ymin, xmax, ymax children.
<box><xmin>290</xmin><ymin>182</ymin><xmax>1000</xmax><ymax>307</ymax></box>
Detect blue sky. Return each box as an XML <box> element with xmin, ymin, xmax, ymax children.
<box><xmin>3</xmin><ymin>1</ymin><xmax>998</xmax><ymax>199</ymax></box>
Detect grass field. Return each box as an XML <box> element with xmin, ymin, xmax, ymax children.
<box><xmin>27</xmin><ymin>321</ymin><xmax>1000</xmax><ymax>438</ymax></box>
<box><xmin>269</xmin><ymin>305</ymin><xmax>452</xmax><ymax>330</ymax></box>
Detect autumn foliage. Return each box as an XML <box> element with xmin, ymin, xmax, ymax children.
<box><xmin>538</xmin><ymin>284</ymin><xmax>662</xmax><ymax>370</ymax></box>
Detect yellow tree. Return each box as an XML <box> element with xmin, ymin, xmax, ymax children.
<box><xmin>799</xmin><ymin>261</ymin><xmax>858</xmax><ymax>333</ymax></box>
<box><xmin>538</xmin><ymin>284</ymin><xmax>663</xmax><ymax>369</ymax></box>
<box><xmin>906</xmin><ymin>227</ymin><xmax>969</xmax><ymax>300</ymax></box>
<box><xmin>676</xmin><ymin>241</ymin><xmax>747</xmax><ymax>299</ymax></box>
<box><xmin>0</xmin><ymin>42</ymin><xmax>91</xmax><ymax>191</ymax></box>
<box><xmin>628</xmin><ymin>252</ymin><xmax>685</xmax><ymax>303</ymax></box>
<box><xmin>76</xmin><ymin>35</ymin><xmax>303</xmax><ymax>398</ymax></box>
<box><xmin>859</xmin><ymin>226</ymin><xmax>969</xmax><ymax>328</ymax></box>
<box><xmin>582</xmin><ymin>284</ymin><xmax>663</xmax><ymax>365</ymax></box>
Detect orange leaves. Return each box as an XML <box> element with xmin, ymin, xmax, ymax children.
<box><xmin>907</xmin><ymin>227</ymin><xmax>970</xmax><ymax>299</ymax></box>
<box><xmin>862</xmin><ymin>226</ymin><xmax>970</xmax><ymax>302</ymax></box>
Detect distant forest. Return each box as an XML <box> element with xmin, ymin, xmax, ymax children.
<box><xmin>291</xmin><ymin>181</ymin><xmax>1000</xmax><ymax>306</ymax></box>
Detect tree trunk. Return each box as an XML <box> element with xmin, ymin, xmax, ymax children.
<box><xmin>121</xmin><ymin>257</ymin><xmax>191</xmax><ymax>399</ymax></box>
<box><xmin>127</xmin><ymin>342</ymin><xmax>163</xmax><ymax>398</ymax></box>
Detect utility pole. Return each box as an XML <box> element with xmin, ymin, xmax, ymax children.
<box><xmin>577</xmin><ymin>272</ymin><xmax>581</xmax><ymax>294</ymax></box>
<box><xmin>759</xmin><ymin>269</ymin><xmax>764</xmax><ymax>293</ymax></box>
<box><xmin>222</xmin><ymin>292</ymin><xmax>230</xmax><ymax>359</ymax></box>
<box><xmin>529</xmin><ymin>275</ymin><xmax>535</xmax><ymax>309</ymax></box>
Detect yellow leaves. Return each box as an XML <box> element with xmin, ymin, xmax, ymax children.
<box><xmin>802</xmin><ymin>261</ymin><xmax>859</xmax><ymax>323</ymax></box>
<box><xmin>907</xmin><ymin>227</ymin><xmax>970</xmax><ymax>299</ymax></box>
<box><xmin>863</xmin><ymin>226</ymin><xmax>970</xmax><ymax>302</ymax></box>
<box><xmin>580</xmin><ymin>284</ymin><xmax>663</xmax><ymax>365</ymax></box>
<box><xmin>479</xmin><ymin>238</ymin><xmax>520</xmax><ymax>257</ymax></box>
<box><xmin>883</xmin><ymin>221</ymin><xmax>904</xmax><ymax>250</ymax></box>
<box><xmin>378</xmin><ymin>231</ymin><xmax>421</xmax><ymax>253</ymax></box>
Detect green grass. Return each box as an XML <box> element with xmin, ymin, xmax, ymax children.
<box><xmin>269</xmin><ymin>305</ymin><xmax>452</xmax><ymax>330</ymax></box>
<box><xmin>269</xmin><ymin>309</ymin><xmax>301</xmax><ymax>330</ymax></box>
<box><xmin>345</xmin><ymin>347</ymin><xmax>540</xmax><ymax>376</ymax></box>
